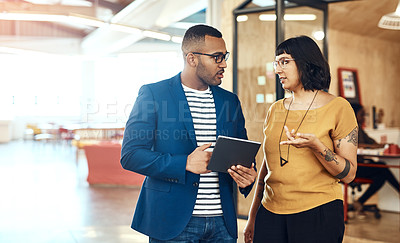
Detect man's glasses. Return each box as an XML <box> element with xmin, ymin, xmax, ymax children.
<box><xmin>273</xmin><ymin>58</ymin><xmax>295</xmax><ymax>70</ymax></box>
<box><xmin>192</xmin><ymin>52</ymin><xmax>230</xmax><ymax>64</ymax></box>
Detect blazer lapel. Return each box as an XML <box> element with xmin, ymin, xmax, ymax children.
<box><xmin>168</xmin><ymin>73</ymin><xmax>197</xmax><ymax>147</ymax></box>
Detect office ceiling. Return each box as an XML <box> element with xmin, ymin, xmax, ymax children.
<box><xmin>328</xmin><ymin>0</ymin><xmax>400</xmax><ymax>42</ymax></box>
<box><xmin>0</xmin><ymin>0</ymin><xmax>399</xmax><ymax>56</ymax></box>
<box><xmin>0</xmin><ymin>0</ymin><xmax>207</xmax><ymax>55</ymax></box>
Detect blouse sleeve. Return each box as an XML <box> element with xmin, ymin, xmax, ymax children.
<box><xmin>330</xmin><ymin>98</ymin><xmax>358</xmax><ymax>141</ymax></box>
<box><xmin>263</xmin><ymin>100</ymin><xmax>281</xmax><ymax>131</ymax></box>
<box><xmin>263</xmin><ymin>103</ymin><xmax>273</xmax><ymax>130</ymax></box>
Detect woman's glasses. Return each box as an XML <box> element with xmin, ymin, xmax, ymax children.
<box><xmin>273</xmin><ymin>58</ymin><xmax>295</xmax><ymax>70</ymax></box>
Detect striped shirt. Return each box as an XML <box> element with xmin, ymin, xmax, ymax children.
<box><xmin>182</xmin><ymin>84</ymin><xmax>222</xmax><ymax>217</ymax></box>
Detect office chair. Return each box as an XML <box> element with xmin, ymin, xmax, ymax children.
<box><xmin>347</xmin><ymin>178</ymin><xmax>381</xmax><ymax>219</ymax></box>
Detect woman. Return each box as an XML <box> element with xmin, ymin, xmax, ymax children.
<box><xmin>244</xmin><ymin>36</ymin><xmax>358</xmax><ymax>243</ymax></box>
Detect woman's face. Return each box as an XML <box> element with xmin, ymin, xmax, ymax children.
<box><xmin>274</xmin><ymin>53</ymin><xmax>302</xmax><ymax>92</ymax></box>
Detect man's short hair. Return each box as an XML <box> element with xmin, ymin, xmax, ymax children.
<box><xmin>351</xmin><ymin>103</ymin><xmax>363</xmax><ymax>116</ymax></box>
<box><xmin>181</xmin><ymin>24</ymin><xmax>222</xmax><ymax>53</ymax></box>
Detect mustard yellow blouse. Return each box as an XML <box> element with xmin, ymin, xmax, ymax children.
<box><xmin>261</xmin><ymin>97</ymin><xmax>357</xmax><ymax>214</ymax></box>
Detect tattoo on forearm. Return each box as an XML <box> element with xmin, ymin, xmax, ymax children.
<box><xmin>335</xmin><ymin>159</ymin><xmax>351</xmax><ymax>179</ymax></box>
<box><xmin>337</xmin><ymin>139</ymin><xmax>342</xmax><ymax>149</ymax></box>
<box><xmin>347</xmin><ymin>127</ymin><xmax>358</xmax><ymax>146</ymax></box>
<box><xmin>320</xmin><ymin>149</ymin><xmax>339</xmax><ymax>165</ymax></box>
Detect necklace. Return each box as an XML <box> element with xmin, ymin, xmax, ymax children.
<box><xmin>278</xmin><ymin>90</ymin><xmax>319</xmax><ymax>167</ymax></box>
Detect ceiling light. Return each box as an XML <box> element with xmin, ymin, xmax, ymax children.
<box><xmin>0</xmin><ymin>12</ymin><xmax>67</xmax><ymax>22</ymax></box>
<box><xmin>259</xmin><ymin>14</ymin><xmax>317</xmax><ymax>21</ymax></box>
<box><xmin>23</xmin><ymin>0</ymin><xmax>92</xmax><ymax>7</ymax></box>
<box><xmin>0</xmin><ymin>12</ymin><xmax>104</xmax><ymax>28</ymax></box>
<box><xmin>378</xmin><ymin>1</ymin><xmax>400</xmax><ymax>30</ymax></box>
<box><xmin>109</xmin><ymin>24</ymin><xmax>143</xmax><ymax>35</ymax></box>
<box><xmin>169</xmin><ymin>22</ymin><xmax>203</xmax><ymax>30</ymax></box>
<box><xmin>0</xmin><ymin>46</ymin><xmax>53</xmax><ymax>56</ymax></box>
<box><xmin>142</xmin><ymin>30</ymin><xmax>171</xmax><ymax>41</ymax></box>
<box><xmin>313</xmin><ymin>31</ymin><xmax>325</xmax><ymax>40</ymax></box>
<box><xmin>0</xmin><ymin>12</ymin><xmax>178</xmax><ymax>42</ymax></box>
<box><xmin>284</xmin><ymin>14</ymin><xmax>316</xmax><ymax>21</ymax></box>
<box><xmin>68</xmin><ymin>14</ymin><xmax>105</xmax><ymax>28</ymax></box>
<box><xmin>236</xmin><ymin>15</ymin><xmax>248</xmax><ymax>22</ymax></box>
<box><xmin>171</xmin><ymin>36</ymin><xmax>183</xmax><ymax>44</ymax></box>
<box><xmin>259</xmin><ymin>14</ymin><xmax>277</xmax><ymax>21</ymax></box>
<box><xmin>252</xmin><ymin>0</ymin><xmax>276</xmax><ymax>8</ymax></box>
<box><xmin>60</xmin><ymin>0</ymin><xmax>93</xmax><ymax>7</ymax></box>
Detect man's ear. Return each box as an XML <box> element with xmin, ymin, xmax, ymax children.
<box><xmin>186</xmin><ymin>53</ymin><xmax>197</xmax><ymax>67</ymax></box>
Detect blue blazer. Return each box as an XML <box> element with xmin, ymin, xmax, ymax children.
<box><xmin>121</xmin><ymin>73</ymin><xmax>254</xmax><ymax>240</ymax></box>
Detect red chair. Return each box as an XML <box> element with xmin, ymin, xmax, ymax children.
<box><xmin>344</xmin><ymin>177</ymin><xmax>381</xmax><ymax>222</ymax></box>
<box><xmin>58</xmin><ymin>127</ymin><xmax>74</xmax><ymax>144</ymax></box>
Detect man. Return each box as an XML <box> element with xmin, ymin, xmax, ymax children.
<box><xmin>121</xmin><ymin>24</ymin><xmax>257</xmax><ymax>242</ymax></box>
<box><xmin>351</xmin><ymin>103</ymin><xmax>399</xmax><ymax>216</ymax></box>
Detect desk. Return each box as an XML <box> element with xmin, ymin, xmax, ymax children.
<box><xmin>363</xmin><ymin>127</ymin><xmax>399</xmax><ymax>145</ymax></box>
<box><xmin>357</xmin><ymin>154</ymin><xmax>400</xmax><ymax>171</ymax></box>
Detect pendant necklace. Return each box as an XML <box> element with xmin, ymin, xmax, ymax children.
<box><xmin>278</xmin><ymin>90</ymin><xmax>319</xmax><ymax>167</ymax></box>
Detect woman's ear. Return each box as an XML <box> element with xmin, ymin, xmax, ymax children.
<box><xmin>186</xmin><ymin>53</ymin><xmax>197</xmax><ymax>67</ymax></box>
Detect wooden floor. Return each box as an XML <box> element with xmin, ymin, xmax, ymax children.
<box><xmin>0</xmin><ymin>140</ymin><xmax>399</xmax><ymax>243</ymax></box>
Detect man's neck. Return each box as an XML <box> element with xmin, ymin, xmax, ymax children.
<box><xmin>180</xmin><ymin>71</ymin><xmax>208</xmax><ymax>91</ymax></box>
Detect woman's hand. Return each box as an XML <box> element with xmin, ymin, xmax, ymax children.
<box><xmin>280</xmin><ymin>125</ymin><xmax>319</xmax><ymax>150</ymax></box>
<box><xmin>243</xmin><ymin>218</ymin><xmax>255</xmax><ymax>243</ymax></box>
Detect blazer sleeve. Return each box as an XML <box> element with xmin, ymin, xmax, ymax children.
<box><xmin>236</xmin><ymin>97</ymin><xmax>248</xmax><ymax>140</ymax></box>
<box><xmin>120</xmin><ymin>85</ymin><xmax>187</xmax><ymax>184</ymax></box>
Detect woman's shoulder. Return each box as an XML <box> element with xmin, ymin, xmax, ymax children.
<box><xmin>271</xmin><ymin>99</ymin><xmax>285</xmax><ymax>110</ymax></box>
<box><xmin>317</xmin><ymin>92</ymin><xmax>349</xmax><ymax>109</ymax></box>
<box><xmin>317</xmin><ymin>91</ymin><xmax>335</xmax><ymax>105</ymax></box>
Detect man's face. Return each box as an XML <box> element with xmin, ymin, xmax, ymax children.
<box><xmin>357</xmin><ymin>108</ymin><xmax>366</xmax><ymax>125</ymax></box>
<box><xmin>195</xmin><ymin>35</ymin><xmax>228</xmax><ymax>87</ymax></box>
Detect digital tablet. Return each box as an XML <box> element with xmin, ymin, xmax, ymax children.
<box><xmin>207</xmin><ymin>135</ymin><xmax>261</xmax><ymax>173</ymax></box>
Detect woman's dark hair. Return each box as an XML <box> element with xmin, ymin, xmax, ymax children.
<box><xmin>276</xmin><ymin>35</ymin><xmax>331</xmax><ymax>91</ymax></box>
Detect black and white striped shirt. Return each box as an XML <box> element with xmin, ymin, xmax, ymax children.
<box><xmin>183</xmin><ymin>84</ymin><xmax>222</xmax><ymax>217</ymax></box>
